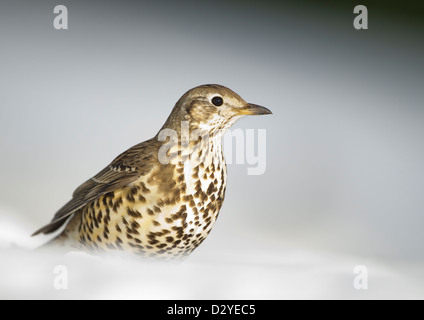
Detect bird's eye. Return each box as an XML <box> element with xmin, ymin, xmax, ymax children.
<box><xmin>211</xmin><ymin>96</ymin><xmax>223</xmax><ymax>106</ymax></box>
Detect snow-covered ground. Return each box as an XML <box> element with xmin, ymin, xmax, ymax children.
<box><xmin>1</xmin><ymin>213</ymin><xmax>423</xmax><ymax>300</ymax></box>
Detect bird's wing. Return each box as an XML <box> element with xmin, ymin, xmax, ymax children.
<box><xmin>32</xmin><ymin>138</ymin><xmax>157</xmax><ymax>236</ymax></box>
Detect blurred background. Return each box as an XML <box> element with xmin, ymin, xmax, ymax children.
<box><xmin>0</xmin><ymin>0</ymin><xmax>423</xmax><ymax>299</ymax></box>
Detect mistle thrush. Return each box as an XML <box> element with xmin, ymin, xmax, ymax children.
<box><xmin>33</xmin><ymin>84</ymin><xmax>272</xmax><ymax>259</ymax></box>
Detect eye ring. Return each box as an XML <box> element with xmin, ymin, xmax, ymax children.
<box><xmin>211</xmin><ymin>96</ymin><xmax>223</xmax><ymax>107</ymax></box>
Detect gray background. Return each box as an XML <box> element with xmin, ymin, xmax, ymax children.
<box><xmin>0</xmin><ymin>0</ymin><xmax>423</xmax><ymax>299</ymax></box>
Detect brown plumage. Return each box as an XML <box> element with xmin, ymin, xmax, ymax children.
<box><xmin>33</xmin><ymin>84</ymin><xmax>271</xmax><ymax>259</ymax></box>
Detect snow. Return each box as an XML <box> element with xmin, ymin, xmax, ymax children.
<box><xmin>1</xmin><ymin>212</ymin><xmax>423</xmax><ymax>300</ymax></box>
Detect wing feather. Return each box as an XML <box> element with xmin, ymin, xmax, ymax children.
<box><xmin>32</xmin><ymin>138</ymin><xmax>157</xmax><ymax>236</ymax></box>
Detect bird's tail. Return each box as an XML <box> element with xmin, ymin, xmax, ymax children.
<box><xmin>33</xmin><ymin>211</ymin><xmax>82</xmax><ymax>251</ymax></box>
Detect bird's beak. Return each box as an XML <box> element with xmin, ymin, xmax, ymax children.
<box><xmin>237</xmin><ymin>103</ymin><xmax>272</xmax><ymax>116</ymax></box>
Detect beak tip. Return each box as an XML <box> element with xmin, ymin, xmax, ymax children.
<box><xmin>246</xmin><ymin>103</ymin><xmax>273</xmax><ymax>116</ymax></box>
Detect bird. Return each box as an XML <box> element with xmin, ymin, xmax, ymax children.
<box><xmin>33</xmin><ymin>84</ymin><xmax>272</xmax><ymax>259</ymax></box>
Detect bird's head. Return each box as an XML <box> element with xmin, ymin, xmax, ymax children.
<box><xmin>162</xmin><ymin>84</ymin><xmax>272</xmax><ymax>136</ymax></box>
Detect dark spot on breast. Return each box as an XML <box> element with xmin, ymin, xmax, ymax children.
<box><xmin>140</xmin><ymin>182</ymin><xmax>151</xmax><ymax>194</ymax></box>
<box><xmin>203</xmin><ymin>221</ymin><xmax>212</xmax><ymax>230</ymax></box>
<box><xmin>138</xmin><ymin>194</ymin><xmax>146</xmax><ymax>203</ymax></box>
<box><xmin>211</xmin><ymin>202</ymin><xmax>218</xmax><ymax>211</ymax></box>
<box><xmin>206</xmin><ymin>182</ymin><xmax>214</xmax><ymax>195</ymax></box>
<box><xmin>115</xmin><ymin>224</ymin><xmax>122</xmax><ymax>232</ymax></box>
<box><xmin>113</xmin><ymin>197</ymin><xmax>123</xmax><ymax>213</ymax></box>
<box><xmin>201</xmin><ymin>192</ymin><xmax>208</xmax><ymax>202</ymax></box>
<box><xmin>126</xmin><ymin>192</ymin><xmax>135</xmax><ymax>203</ymax></box>
<box><xmin>103</xmin><ymin>212</ymin><xmax>110</xmax><ymax>225</ymax></box>
<box><xmin>153</xmin><ymin>220</ymin><xmax>161</xmax><ymax>227</ymax></box>
<box><xmin>147</xmin><ymin>234</ymin><xmax>155</xmax><ymax>241</ymax></box>
<box><xmin>195</xmin><ymin>180</ymin><xmax>202</xmax><ymax>192</ymax></box>
<box><xmin>176</xmin><ymin>167</ymin><xmax>184</xmax><ymax>174</ymax></box>
<box><xmin>93</xmin><ymin>218</ymin><xmax>99</xmax><ymax>229</ymax></box>
<box><xmin>130</xmin><ymin>185</ymin><xmax>140</xmax><ymax>195</ymax></box>
<box><xmin>202</xmin><ymin>209</ymin><xmax>209</xmax><ymax>219</ymax></box>
<box><xmin>146</xmin><ymin>208</ymin><xmax>155</xmax><ymax>216</ymax></box>
<box><xmin>127</xmin><ymin>207</ymin><xmax>142</xmax><ymax>218</ymax></box>
<box><xmin>127</xmin><ymin>226</ymin><xmax>139</xmax><ymax>235</ymax></box>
